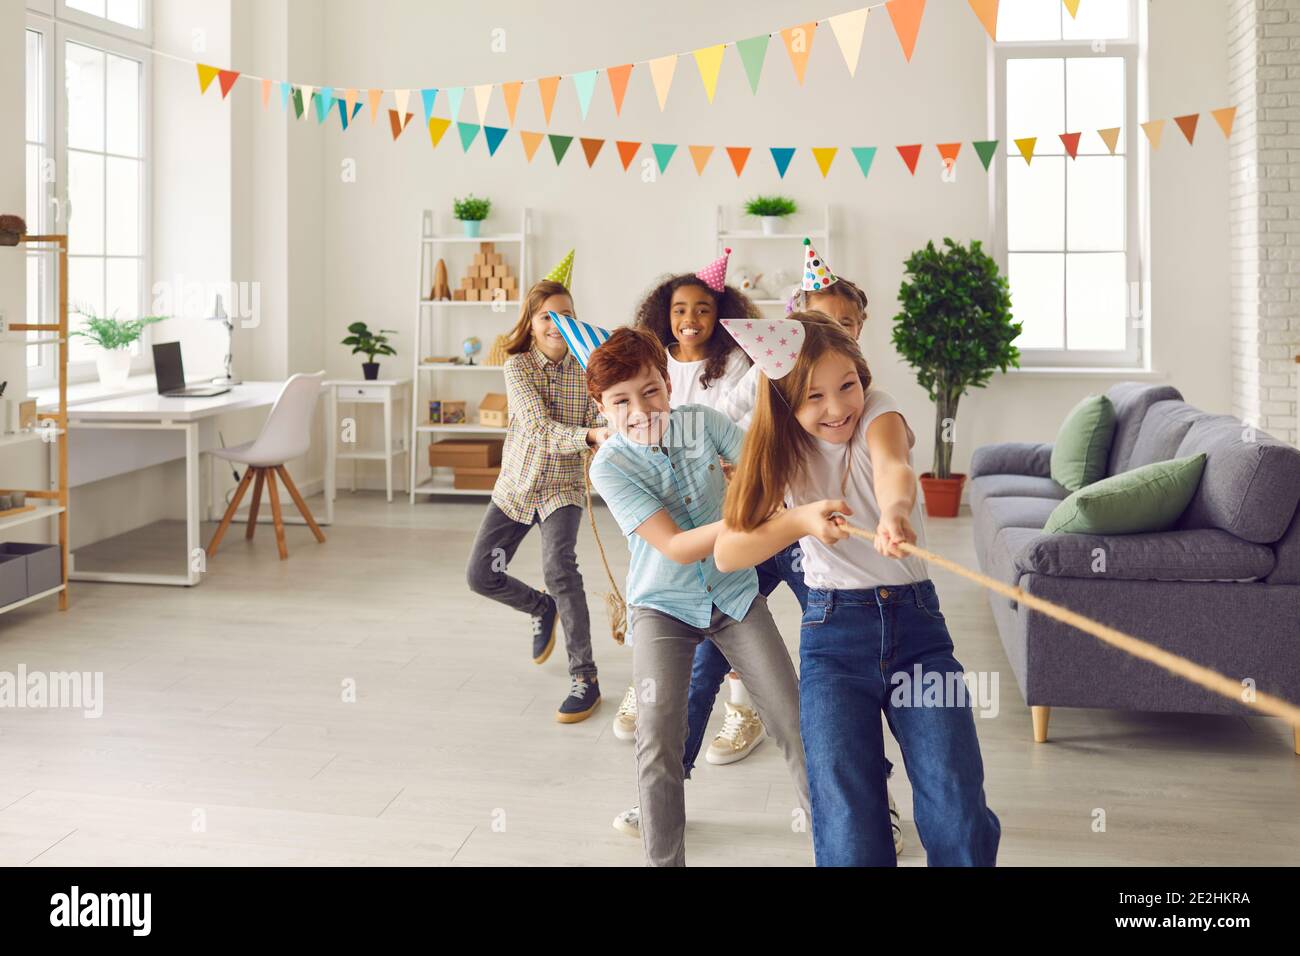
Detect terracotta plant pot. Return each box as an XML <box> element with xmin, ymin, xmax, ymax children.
<box><xmin>919</xmin><ymin>472</ymin><xmax>966</xmax><ymax>518</ymax></box>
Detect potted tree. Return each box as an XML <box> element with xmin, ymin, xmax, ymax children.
<box><xmin>891</xmin><ymin>237</ymin><xmax>1020</xmax><ymax>517</ymax></box>
<box><xmin>453</xmin><ymin>194</ymin><xmax>491</xmax><ymax>238</ymax></box>
<box><xmin>342</xmin><ymin>322</ymin><xmax>397</xmax><ymax>380</ymax></box>
<box><xmin>744</xmin><ymin>195</ymin><xmax>797</xmax><ymax>236</ymax></box>
<box><xmin>71</xmin><ymin>306</ymin><xmax>167</xmax><ymax>388</ymax></box>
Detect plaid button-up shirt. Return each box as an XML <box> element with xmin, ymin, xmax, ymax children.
<box><xmin>492</xmin><ymin>345</ymin><xmax>602</xmax><ymax>524</ymax></box>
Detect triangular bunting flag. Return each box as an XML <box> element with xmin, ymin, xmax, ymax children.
<box><xmin>520</xmin><ymin>130</ymin><xmax>544</xmax><ymax>161</ymax></box>
<box><xmin>580</xmin><ymin>137</ymin><xmax>605</xmax><ymax>167</ymax></box>
<box><xmin>615</xmin><ymin>140</ymin><xmax>642</xmax><ymax>171</ymax></box>
<box><xmin>968</xmin><ymin>0</ymin><xmax>999</xmax><ymax>40</ymax></box>
<box><xmin>261</xmin><ymin>78</ymin><xmax>273</xmax><ymax>109</ymax></box>
<box><xmin>446</xmin><ymin>87</ymin><xmax>465</xmax><ymax>121</ymax></box>
<box><xmin>311</xmin><ymin>91</ymin><xmax>326</xmax><ymax>123</ymax></box>
<box><xmin>337</xmin><ymin>98</ymin><xmax>362</xmax><ymax>131</ymax></box>
<box><xmin>648</xmin><ymin>55</ymin><xmax>677</xmax><ymax>111</ymax></box>
<box><xmin>652</xmin><ymin>143</ymin><xmax>678</xmax><ymax>174</ymax></box>
<box><xmin>694</xmin><ymin>44</ymin><xmax>726</xmax><ymax>103</ymax></box>
<box><xmin>851</xmin><ymin>146</ymin><xmax>877</xmax><ymax>177</ymax></box>
<box><xmin>217</xmin><ymin>69</ymin><xmax>239</xmax><ymax>99</ymax></box>
<box><xmin>937</xmin><ymin>142</ymin><xmax>962</xmax><ymax>172</ymax></box>
<box><xmin>1014</xmin><ymin>137</ymin><xmax>1037</xmax><ymax>164</ymax></box>
<box><xmin>1141</xmin><ymin>119</ymin><xmax>1165</xmax><ymax>149</ymax></box>
<box><xmin>537</xmin><ymin>76</ymin><xmax>561</xmax><ymax>125</ymax></box>
<box><xmin>770</xmin><ymin>147</ymin><xmax>796</xmax><ymax>178</ymax></box>
<box><xmin>502</xmin><ymin>81</ymin><xmax>523</xmax><ymax>125</ymax></box>
<box><xmin>1059</xmin><ymin>131</ymin><xmax>1082</xmax><ymax>159</ymax></box>
<box><xmin>811</xmin><ymin>147</ymin><xmax>838</xmax><ymax>177</ymax></box>
<box><xmin>291</xmin><ymin>87</ymin><xmax>304</xmax><ymax>120</ymax></box>
<box><xmin>427</xmin><ymin>116</ymin><xmax>452</xmax><ymax>148</ymax></box>
<box><xmin>572</xmin><ymin>71</ymin><xmax>599</xmax><ymax>119</ymax></box>
<box><xmin>342</xmin><ymin>88</ymin><xmax>359</xmax><ymax>116</ymax></box>
<box><xmin>392</xmin><ymin>89</ymin><xmax>410</xmax><ymax>117</ymax></box>
<box><xmin>726</xmin><ymin>146</ymin><xmax>751</xmax><ymax>176</ymax></box>
<box><xmin>300</xmin><ymin>85</ymin><xmax>314</xmax><ymax>114</ymax></box>
<box><xmin>279</xmin><ymin>82</ymin><xmax>291</xmax><ymax>111</ymax></box>
<box><xmin>1174</xmin><ymin>113</ymin><xmax>1199</xmax><ymax>144</ymax></box>
<box><xmin>196</xmin><ymin>64</ymin><xmax>220</xmax><ymax>94</ymax></box>
<box><xmin>689</xmin><ymin>145</ymin><xmax>715</xmax><ymax>175</ymax></box>
<box><xmin>886</xmin><ymin>0</ymin><xmax>927</xmax><ymax>62</ymax></box>
<box><xmin>474</xmin><ymin>84</ymin><xmax>493</xmax><ymax>123</ymax></box>
<box><xmin>484</xmin><ymin>125</ymin><xmax>508</xmax><ymax>156</ymax></box>
<box><xmin>457</xmin><ymin>122</ymin><xmax>481</xmax><ymax>152</ymax></box>
<box><xmin>420</xmin><ymin>88</ymin><xmax>438</xmax><ymax>122</ymax></box>
<box><xmin>781</xmin><ymin>22</ymin><xmax>817</xmax><ymax>85</ymax></box>
<box><xmin>549</xmin><ymin>133</ymin><xmax>574</xmax><ymax>165</ymax></box>
<box><xmin>318</xmin><ymin>87</ymin><xmax>335</xmax><ymax>116</ymax></box>
<box><xmin>1211</xmin><ymin>106</ymin><xmax>1236</xmax><ymax>138</ymax></box>
<box><xmin>388</xmin><ymin>109</ymin><xmax>413</xmax><ymax>140</ymax></box>
<box><xmin>1097</xmin><ymin>127</ymin><xmax>1121</xmax><ymax>154</ymax></box>
<box><xmin>897</xmin><ymin>143</ymin><xmax>922</xmax><ymax>175</ymax></box>
<box><xmin>367</xmin><ymin>89</ymin><xmax>383</xmax><ymax>123</ymax></box>
<box><xmin>829</xmin><ymin>8</ymin><xmax>870</xmax><ymax>77</ymax></box>
<box><xmin>607</xmin><ymin>64</ymin><xmax>633</xmax><ymax>115</ymax></box>
<box><xmin>1064</xmin><ymin>0</ymin><xmax>1081</xmax><ymax>18</ymax></box>
<box><xmin>735</xmin><ymin>35</ymin><xmax>770</xmax><ymax>95</ymax></box>
<box><xmin>973</xmin><ymin>139</ymin><xmax>998</xmax><ymax>170</ymax></box>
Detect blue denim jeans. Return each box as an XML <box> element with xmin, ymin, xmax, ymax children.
<box><xmin>680</xmin><ymin>544</ymin><xmax>808</xmax><ymax>777</ymax></box>
<box><xmin>799</xmin><ymin>580</ymin><xmax>1001</xmax><ymax>866</ymax></box>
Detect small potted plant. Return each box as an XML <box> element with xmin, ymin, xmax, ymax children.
<box><xmin>71</xmin><ymin>306</ymin><xmax>167</xmax><ymax>388</ymax></box>
<box><xmin>342</xmin><ymin>322</ymin><xmax>397</xmax><ymax>380</ymax></box>
<box><xmin>892</xmin><ymin>237</ymin><xmax>1020</xmax><ymax>518</ymax></box>
<box><xmin>745</xmin><ymin>195</ymin><xmax>798</xmax><ymax>236</ymax></box>
<box><xmin>453</xmin><ymin>194</ymin><xmax>491</xmax><ymax>238</ymax></box>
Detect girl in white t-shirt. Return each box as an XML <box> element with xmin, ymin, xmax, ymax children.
<box><xmin>714</xmin><ymin>313</ymin><xmax>1001</xmax><ymax>867</ymax></box>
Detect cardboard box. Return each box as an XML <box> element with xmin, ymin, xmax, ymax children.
<box><xmin>454</xmin><ymin>466</ymin><xmax>501</xmax><ymax>491</ymax></box>
<box><xmin>442</xmin><ymin>400</ymin><xmax>467</xmax><ymax>424</ymax></box>
<box><xmin>429</xmin><ymin>439</ymin><xmax>503</xmax><ymax>469</ymax></box>
<box><xmin>479</xmin><ymin>393</ymin><xmax>508</xmax><ymax>427</ymax></box>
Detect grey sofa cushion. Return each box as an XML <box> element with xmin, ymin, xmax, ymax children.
<box><xmin>1104</xmin><ymin>382</ymin><xmax>1184</xmax><ymax>475</ymax></box>
<box><xmin>1174</xmin><ymin>416</ymin><xmax>1300</xmax><ymax>544</ymax></box>
<box><xmin>1267</xmin><ymin>504</ymin><xmax>1300</xmax><ymax>584</ymax></box>
<box><xmin>969</xmin><ymin>441</ymin><xmax>1053</xmax><ymax>479</ymax></box>
<box><xmin>969</xmin><ymin>474</ymin><xmax>1069</xmax><ymax>513</ymax></box>
<box><xmin>972</xmin><ymin>496</ymin><xmax>1061</xmax><ymax>568</ymax></box>
<box><xmin>1127</xmin><ymin>400</ymin><xmax>1203</xmax><ymax>470</ymax></box>
<box><xmin>1012</xmin><ymin>528</ymin><xmax>1275</xmax><ymax>582</ymax></box>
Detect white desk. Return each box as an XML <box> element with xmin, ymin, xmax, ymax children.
<box><xmin>324</xmin><ymin>379</ymin><xmax>410</xmax><ymax>503</ymax></box>
<box><xmin>65</xmin><ymin>381</ymin><xmax>327</xmax><ymax>587</ymax></box>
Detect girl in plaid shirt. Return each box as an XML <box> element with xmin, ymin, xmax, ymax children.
<box><xmin>465</xmin><ymin>279</ymin><xmax>609</xmax><ymax>722</ymax></box>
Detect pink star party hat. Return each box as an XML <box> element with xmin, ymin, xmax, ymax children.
<box><xmin>696</xmin><ymin>247</ymin><xmax>732</xmax><ymax>292</ymax></box>
<box><xmin>720</xmin><ymin>317</ymin><xmax>807</xmax><ymax>380</ymax></box>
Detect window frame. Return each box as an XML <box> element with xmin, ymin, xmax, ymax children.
<box><xmin>990</xmin><ymin>0</ymin><xmax>1150</xmax><ymax>370</ymax></box>
<box><xmin>55</xmin><ymin>0</ymin><xmax>152</xmax><ymax>46</ymax></box>
<box><xmin>25</xmin><ymin>15</ymin><xmax>57</xmax><ymax>387</ymax></box>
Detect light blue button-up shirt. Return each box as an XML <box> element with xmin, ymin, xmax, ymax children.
<box><xmin>589</xmin><ymin>404</ymin><xmax>758</xmax><ymax>629</ymax></box>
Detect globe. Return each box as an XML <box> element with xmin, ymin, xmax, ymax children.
<box><xmin>462</xmin><ymin>336</ymin><xmax>482</xmax><ymax>365</ymax></box>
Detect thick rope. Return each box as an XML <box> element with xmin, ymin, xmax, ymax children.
<box><xmin>837</xmin><ymin>522</ymin><xmax>1300</xmax><ymax>726</ymax></box>
<box><xmin>584</xmin><ymin>452</ymin><xmax>628</xmax><ymax>645</ymax></box>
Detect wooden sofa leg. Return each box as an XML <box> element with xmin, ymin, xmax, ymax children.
<box><xmin>1293</xmin><ymin>724</ymin><xmax>1298</xmax><ymax>757</ymax></box>
<box><xmin>1031</xmin><ymin>706</ymin><xmax>1050</xmax><ymax>743</ymax></box>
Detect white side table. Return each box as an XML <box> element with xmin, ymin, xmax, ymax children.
<box><xmin>325</xmin><ymin>379</ymin><xmax>411</xmax><ymax>504</ymax></box>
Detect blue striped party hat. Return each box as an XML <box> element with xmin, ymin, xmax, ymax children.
<box><xmin>549</xmin><ymin>312</ymin><xmax>611</xmax><ymax>370</ymax></box>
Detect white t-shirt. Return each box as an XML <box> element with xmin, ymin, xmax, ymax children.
<box><xmin>668</xmin><ymin>347</ymin><xmax>750</xmax><ymax>410</ymax></box>
<box><xmin>718</xmin><ymin>363</ymin><xmax>761</xmax><ymax>430</ymax></box>
<box><xmin>784</xmin><ymin>389</ymin><xmax>929</xmax><ymax>590</ymax></box>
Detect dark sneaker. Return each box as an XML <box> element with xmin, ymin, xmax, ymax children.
<box><xmin>532</xmin><ymin>593</ymin><xmax>558</xmax><ymax>664</ymax></box>
<box><xmin>556</xmin><ymin>676</ymin><xmax>601</xmax><ymax>723</ymax></box>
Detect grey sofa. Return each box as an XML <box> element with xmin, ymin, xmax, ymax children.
<box><xmin>969</xmin><ymin>382</ymin><xmax>1300</xmax><ymax>752</ymax></box>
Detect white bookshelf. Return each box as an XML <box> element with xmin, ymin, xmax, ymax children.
<box><xmin>714</xmin><ymin>204</ymin><xmax>832</xmax><ymax>308</ymax></box>
<box><xmin>409</xmin><ymin>208</ymin><xmax>529</xmax><ymax>501</ymax></box>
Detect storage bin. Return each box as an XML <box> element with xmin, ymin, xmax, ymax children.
<box><xmin>0</xmin><ymin>552</ymin><xmax>24</xmax><ymax>608</ymax></box>
<box><xmin>0</xmin><ymin>542</ymin><xmax>61</xmax><ymax>597</ymax></box>
<box><xmin>429</xmin><ymin>439</ymin><xmax>503</xmax><ymax>469</ymax></box>
<box><xmin>453</xmin><ymin>466</ymin><xmax>501</xmax><ymax>491</ymax></box>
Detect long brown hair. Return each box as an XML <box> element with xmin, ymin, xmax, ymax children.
<box><xmin>633</xmin><ymin>274</ymin><xmax>758</xmax><ymax>390</ymax></box>
<box><xmin>504</xmin><ymin>279</ymin><xmax>573</xmax><ymax>354</ymax></box>
<box><xmin>723</xmin><ymin>312</ymin><xmax>872</xmax><ymax>531</ymax></box>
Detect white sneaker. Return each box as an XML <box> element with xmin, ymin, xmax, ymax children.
<box><xmin>888</xmin><ymin>789</ymin><xmax>904</xmax><ymax>856</ymax></box>
<box><xmin>612</xmin><ymin>685</ymin><xmax>637</xmax><ymax>741</ymax></box>
<box><xmin>613</xmin><ymin>805</ymin><xmax>640</xmax><ymax>838</ymax></box>
<box><xmin>704</xmin><ymin>702</ymin><xmax>766</xmax><ymax>765</ymax></box>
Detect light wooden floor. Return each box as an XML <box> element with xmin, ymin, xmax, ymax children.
<box><xmin>0</xmin><ymin>492</ymin><xmax>1296</xmax><ymax>866</ymax></box>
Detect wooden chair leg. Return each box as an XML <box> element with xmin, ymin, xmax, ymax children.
<box><xmin>275</xmin><ymin>465</ymin><xmax>326</xmax><ymax>544</ymax></box>
<box><xmin>207</xmin><ymin>467</ymin><xmax>255</xmax><ymax>558</ymax></box>
<box><xmin>264</xmin><ymin>466</ymin><xmax>289</xmax><ymax>560</ymax></box>
<box><xmin>245</xmin><ymin>468</ymin><xmax>265</xmax><ymax>540</ymax></box>
<box><xmin>1293</xmin><ymin>724</ymin><xmax>1298</xmax><ymax>757</ymax></box>
<box><xmin>1031</xmin><ymin>706</ymin><xmax>1051</xmax><ymax>743</ymax></box>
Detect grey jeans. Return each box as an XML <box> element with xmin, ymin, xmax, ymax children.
<box><xmin>465</xmin><ymin>502</ymin><xmax>595</xmax><ymax>679</ymax></box>
<box><xmin>631</xmin><ymin>596</ymin><xmax>811</xmax><ymax>867</ymax></box>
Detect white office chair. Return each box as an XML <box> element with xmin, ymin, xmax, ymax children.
<box><xmin>207</xmin><ymin>371</ymin><xmax>327</xmax><ymax>561</ymax></box>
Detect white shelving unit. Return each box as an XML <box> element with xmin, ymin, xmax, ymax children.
<box><xmin>715</xmin><ymin>204</ymin><xmax>832</xmax><ymax>308</ymax></box>
<box><xmin>409</xmin><ymin>208</ymin><xmax>529</xmax><ymax>501</ymax></box>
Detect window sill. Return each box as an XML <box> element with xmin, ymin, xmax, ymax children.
<box><xmin>1005</xmin><ymin>367</ymin><xmax>1167</xmax><ymax>379</ymax></box>
<box><xmin>33</xmin><ymin>373</ymin><xmax>159</xmax><ymax>411</ymax></box>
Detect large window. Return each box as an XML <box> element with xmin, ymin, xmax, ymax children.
<box><xmin>993</xmin><ymin>0</ymin><xmax>1146</xmax><ymax>368</ymax></box>
<box><xmin>26</xmin><ymin>1</ymin><xmax>150</xmax><ymax>386</ymax></box>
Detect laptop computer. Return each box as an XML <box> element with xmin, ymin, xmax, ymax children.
<box><xmin>152</xmin><ymin>342</ymin><xmax>230</xmax><ymax>398</ymax></box>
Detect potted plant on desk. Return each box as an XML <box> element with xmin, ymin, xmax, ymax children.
<box><xmin>71</xmin><ymin>307</ymin><xmax>167</xmax><ymax>388</ymax></box>
<box><xmin>342</xmin><ymin>322</ymin><xmax>397</xmax><ymax>380</ymax></box>
<box><xmin>453</xmin><ymin>194</ymin><xmax>492</xmax><ymax>238</ymax></box>
<box><xmin>892</xmin><ymin>237</ymin><xmax>1020</xmax><ymax>517</ymax></box>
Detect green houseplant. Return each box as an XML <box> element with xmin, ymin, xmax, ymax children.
<box><xmin>744</xmin><ymin>195</ymin><xmax>798</xmax><ymax>235</ymax></box>
<box><xmin>342</xmin><ymin>322</ymin><xmax>397</xmax><ymax>380</ymax></box>
<box><xmin>892</xmin><ymin>237</ymin><xmax>1020</xmax><ymax>517</ymax></box>
<box><xmin>71</xmin><ymin>305</ymin><xmax>167</xmax><ymax>388</ymax></box>
<box><xmin>453</xmin><ymin>195</ymin><xmax>492</xmax><ymax>237</ymax></box>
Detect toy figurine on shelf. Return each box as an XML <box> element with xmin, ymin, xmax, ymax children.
<box><xmin>430</xmin><ymin>258</ymin><xmax>451</xmax><ymax>300</ymax></box>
